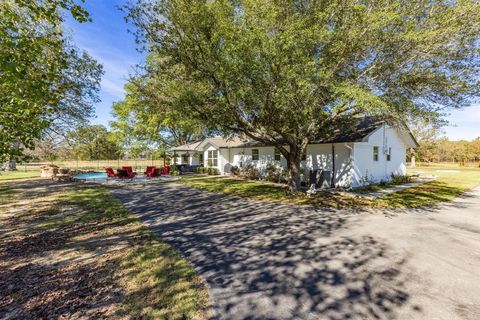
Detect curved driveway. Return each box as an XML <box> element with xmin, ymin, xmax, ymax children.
<box><xmin>113</xmin><ymin>183</ymin><xmax>480</xmax><ymax>320</ymax></box>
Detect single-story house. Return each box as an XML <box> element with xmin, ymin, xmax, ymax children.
<box><xmin>169</xmin><ymin>117</ymin><xmax>419</xmax><ymax>188</ymax></box>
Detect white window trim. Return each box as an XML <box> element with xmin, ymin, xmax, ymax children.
<box><xmin>373</xmin><ymin>146</ymin><xmax>379</xmax><ymax>162</ymax></box>
<box><xmin>252</xmin><ymin>149</ymin><xmax>259</xmax><ymax>161</ymax></box>
<box><xmin>274</xmin><ymin>148</ymin><xmax>281</xmax><ymax>161</ymax></box>
<box><xmin>207</xmin><ymin>150</ymin><xmax>218</xmax><ymax>167</ymax></box>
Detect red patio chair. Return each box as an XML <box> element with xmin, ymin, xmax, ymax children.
<box><xmin>144</xmin><ymin>166</ymin><xmax>157</xmax><ymax>177</ymax></box>
<box><xmin>161</xmin><ymin>165</ymin><xmax>170</xmax><ymax>175</ymax></box>
<box><xmin>121</xmin><ymin>166</ymin><xmax>137</xmax><ymax>179</ymax></box>
<box><xmin>106</xmin><ymin>167</ymin><xmax>118</xmax><ymax>178</ymax></box>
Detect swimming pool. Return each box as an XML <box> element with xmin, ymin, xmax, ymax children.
<box><xmin>73</xmin><ymin>172</ymin><xmax>108</xmax><ymax>181</ymax></box>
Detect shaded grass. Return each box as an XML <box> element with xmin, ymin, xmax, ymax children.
<box><xmin>2</xmin><ymin>181</ymin><xmax>209</xmax><ymax>319</ymax></box>
<box><xmin>56</xmin><ymin>187</ymin><xmax>210</xmax><ymax>319</ymax></box>
<box><xmin>181</xmin><ymin>167</ymin><xmax>480</xmax><ymax>209</ymax></box>
<box><xmin>183</xmin><ymin>175</ymin><xmax>289</xmax><ymax>201</ymax></box>
<box><xmin>0</xmin><ymin>185</ymin><xmax>14</xmax><ymax>205</ymax></box>
<box><xmin>0</xmin><ymin>171</ymin><xmax>40</xmax><ymax>181</ymax></box>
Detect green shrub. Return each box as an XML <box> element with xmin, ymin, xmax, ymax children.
<box><xmin>378</xmin><ymin>179</ymin><xmax>390</xmax><ymax>187</ymax></box>
<box><xmin>265</xmin><ymin>163</ymin><xmax>280</xmax><ymax>182</ymax></box>
<box><xmin>241</xmin><ymin>164</ymin><xmax>259</xmax><ymax>180</ymax></box>
<box><xmin>197</xmin><ymin>166</ymin><xmax>206</xmax><ymax>174</ymax></box>
<box><xmin>207</xmin><ymin>167</ymin><xmax>218</xmax><ymax>175</ymax></box>
<box><xmin>390</xmin><ymin>173</ymin><xmax>413</xmax><ymax>184</ymax></box>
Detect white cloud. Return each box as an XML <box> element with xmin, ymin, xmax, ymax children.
<box><xmin>101</xmin><ymin>78</ymin><xmax>125</xmax><ymax>98</ymax></box>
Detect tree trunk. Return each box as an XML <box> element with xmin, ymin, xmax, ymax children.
<box><xmin>286</xmin><ymin>150</ymin><xmax>302</xmax><ymax>194</ymax></box>
<box><xmin>4</xmin><ymin>160</ymin><xmax>17</xmax><ymax>171</ymax></box>
<box><xmin>4</xmin><ymin>140</ymin><xmax>19</xmax><ymax>171</ymax></box>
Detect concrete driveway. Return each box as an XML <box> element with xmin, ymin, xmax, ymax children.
<box><xmin>113</xmin><ymin>183</ymin><xmax>480</xmax><ymax>320</ymax></box>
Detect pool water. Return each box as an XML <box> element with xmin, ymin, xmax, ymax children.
<box><xmin>74</xmin><ymin>172</ymin><xmax>108</xmax><ymax>181</ymax></box>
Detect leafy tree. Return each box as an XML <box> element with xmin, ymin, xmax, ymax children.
<box><xmin>110</xmin><ymin>77</ymin><xmax>209</xmax><ymax>155</ymax></box>
<box><xmin>49</xmin><ymin>48</ymin><xmax>103</xmax><ymax>134</ymax></box>
<box><xmin>65</xmin><ymin>125</ymin><xmax>123</xmax><ymax>160</ymax></box>
<box><xmin>0</xmin><ymin>0</ymin><xmax>101</xmax><ymax>164</ymax></box>
<box><xmin>126</xmin><ymin>0</ymin><xmax>480</xmax><ymax>192</ymax></box>
<box><xmin>409</xmin><ymin>119</ymin><xmax>444</xmax><ymax>162</ymax></box>
<box><xmin>412</xmin><ymin>136</ymin><xmax>480</xmax><ymax>164</ymax></box>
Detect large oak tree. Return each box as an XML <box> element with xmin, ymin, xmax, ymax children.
<box><xmin>126</xmin><ymin>0</ymin><xmax>480</xmax><ymax>192</ymax></box>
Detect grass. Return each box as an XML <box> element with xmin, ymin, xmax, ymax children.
<box><xmin>180</xmin><ymin>166</ymin><xmax>480</xmax><ymax>209</ymax></box>
<box><xmin>1</xmin><ymin>181</ymin><xmax>209</xmax><ymax>319</ymax></box>
<box><xmin>376</xmin><ymin>165</ymin><xmax>480</xmax><ymax>208</ymax></box>
<box><xmin>0</xmin><ymin>171</ymin><xmax>40</xmax><ymax>181</ymax></box>
<box><xmin>0</xmin><ymin>185</ymin><xmax>14</xmax><ymax>205</ymax></box>
<box><xmin>181</xmin><ymin>175</ymin><xmax>289</xmax><ymax>201</ymax></box>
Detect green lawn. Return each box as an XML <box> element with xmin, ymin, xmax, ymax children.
<box><xmin>0</xmin><ymin>170</ymin><xmax>40</xmax><ymax>181</ymax></box>
<box><xmin>180</xmin><ymin>166</ymin><xmax>480</xmax><ymax>209</ymax></box>
<box><xmin>378</xmin><ymin>166</ymin><xmax>480</xmax><ymax>208</ymax></box>
<box><xmin>0</xmin><ymin>185</ymin><xmax>13</xmax><ymax>205</ymax></box>
<box><xmin>181</xmin><ymin>175</ymin><xmax>289</xmax><ymax>201</ymax></box>
<box><xmin>0</xmin><ymin>181</ymin><xmax>209</xmax><ymax>319</ymax></box>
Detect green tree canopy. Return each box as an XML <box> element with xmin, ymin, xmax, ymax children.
<box><xmin>110</xmin><ymin>75</ymin><xmax>210</xmax><ymax>155</ymax></box>
<box><xmin>126</xmin><ymin>0</ymin><xmax>480</xmax><ymax>191</ymax></box>
<box><xmin>65</xmin><ymin>125</ymin><xmax>123</xmax><ymax>160</ymax></box>
<box><xmin>0</xmin><ymin>0</ymin><xmax>102</xmax><ymax>162</ymax></box>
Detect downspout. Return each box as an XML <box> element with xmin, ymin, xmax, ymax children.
<box><xmin>331</xmin><ymin>143</ymin><xmax>335</xmax><ymax>188</ymax></box>
<box><xmin>383</xmin><ymin>124</ymin><xmax>387</xmax><ymax>178</ymax></box>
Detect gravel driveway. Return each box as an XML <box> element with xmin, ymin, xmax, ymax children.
<box><xmin>113</xmin><ymin>183</ymin><xmax>480</xmax><ymax>320</ymax></box>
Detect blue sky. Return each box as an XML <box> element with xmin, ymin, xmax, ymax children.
<box><xmin>64</xmin><ymin>0</ymin><xmax>144</xmax><ymax>129</ymax></box>
<box><xmin>65</xmin><ymin>1</ymin><xmax>479</xmax><ymax>141</ymax></box>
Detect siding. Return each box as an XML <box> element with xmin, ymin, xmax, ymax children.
<box><xmin>226</xmin><ymin>143</ymin><xmax>353</xmax><ymax>187</ymax></box>
<box><xmin>174</xmin><ymin>125</ymin><xmax>408</xmax><ymax>187</ymax></box>
<box><xmin>351</xmin><ymin>124</ymin><xmax>407</xmax><ymax>187</ymax></box>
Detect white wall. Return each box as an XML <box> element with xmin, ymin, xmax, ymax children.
<box><xmin>306</xmin><ymin>143</ymin><xmax>353</xmax><ymax>187</ymax></box>
<box><xmin>351</xmin><ymin>124</ymin><xmax>407</xmax><ymax>187</ymax></box>
<box><xmin>228</xmin><ymin>146</ymin><xmax>286</xmax><ymax>172</ymax></box>
<box><xmin>226</xmin><ymin>143</ymin><xmax>353</xmax><ymax>187</ymax></box>
<box><xmin>197</xmin><ymin>144</ymin><xmax>228</xmax><ymax>174</ymax></box>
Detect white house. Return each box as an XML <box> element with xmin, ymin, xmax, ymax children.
<box><xmin>169</xmin><ymin>117</ymin><xmax>418</xmax><ymax>188</ymax></box>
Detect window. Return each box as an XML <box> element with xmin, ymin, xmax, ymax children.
<box><xmin>386</xmin><ymin>147</ymin><xmax>392</xmax><ymax>161</ymax></box>
<box><xmin>252</xmin><ymin>149</ymin><xmax>259</xmax><ymax>161</ymax></box>
<box><xmin>373</xmin><ymin>146</ymin><xmax>379</xmax><ymax>161</ymax></box>
<box><xmin>182</xmin><ymin>154</ymin><xmax>189</xmax><ymax>164</ymax></box>
<box><xmin>274</xmin><ymin>148</ymin><xmax>281</xmax><ymax>161</ymax></box>
<box><xmin>199</xmin><ymin>154</ymin><xmax>203</xmax><ymax>163</ymax></box>
<box><xmin>207</xmin><ymin>150</ymin><xmax>218</xmax><ymax>167</ymax></box>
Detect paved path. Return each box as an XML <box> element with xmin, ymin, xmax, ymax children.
<box><xmin>113</xmin><ymin>184</ymin><xmax>480</xmax><ymax>320</ymax></box>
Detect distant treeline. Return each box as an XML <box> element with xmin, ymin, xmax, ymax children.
<box><xmin>415</xmin><ymin>137</ymin><xmax>480</xmax><ymax>164</ymax></box>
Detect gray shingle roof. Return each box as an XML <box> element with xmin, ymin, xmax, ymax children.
<box><xmin>169</xmin><ymin>117</ymin><xmax>417</xmax><ymax>151</ymax></box>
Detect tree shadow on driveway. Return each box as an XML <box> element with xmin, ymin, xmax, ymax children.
<box><xmin>114</xmin><ymin>183</ymin><xmax>417</xmax><ymax>320</ymax></box>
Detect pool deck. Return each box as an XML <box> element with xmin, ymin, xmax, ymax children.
<box><xmin>74</xmin><ymin>174</ymin><xmax>181</xmax><ymax>185</ymax></box>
